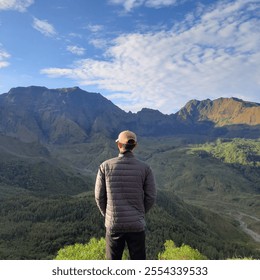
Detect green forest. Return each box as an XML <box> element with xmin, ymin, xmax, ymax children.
<box><xmin>190</xmin><ymin>138</ymin><xmax>260</xmax><ymax>166</ymax></box>
<box><xmin>0</xmin><ymin>136</ymin><xmax>259</xmax><ymax>260</ymax></box>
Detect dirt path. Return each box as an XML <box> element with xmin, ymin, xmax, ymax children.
<box><xmin>235</xmin><ymin>212</ymin><xmax>260</xmax><ymax>243</ymax></box>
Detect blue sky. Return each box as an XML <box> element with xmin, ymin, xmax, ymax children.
<box><xmin>0</xmin><ymin>0</ymin><xmax>259</xmax><ymax>113</ymax></box>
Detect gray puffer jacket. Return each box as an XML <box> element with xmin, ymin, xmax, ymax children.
<box><xmin>95</xmin><ymin>151</ymin><xmax>156</xmax><ymax>233</ymax></box>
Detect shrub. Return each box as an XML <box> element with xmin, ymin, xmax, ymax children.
<box><xmin>55</xmin><ymin>238</ymin><xmax>106</xmax><ymax>260</ymax></box>
<box><xmin>54</xmin><ymin>237</ymin><xmax>129</xmax><ymax>260</ymax></box>
<box><xmin>158</xmin><ymin>240</ymin><xmax>207</xmax><ymax>260</ymax></box>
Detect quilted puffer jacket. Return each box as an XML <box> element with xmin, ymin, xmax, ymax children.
<box><xmin>95</xmin><ymin>151</ymin><xmax>156</xmax><ymax>233</ymax></box>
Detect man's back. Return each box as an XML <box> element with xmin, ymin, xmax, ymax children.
<box><xmin>95</xmin><ymin>151</ymin><xmax>156</xmax><ymax>233</ymax></box>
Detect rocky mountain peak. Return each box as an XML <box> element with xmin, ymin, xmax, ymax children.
<box><xmin>177</xmin><ymin>97</ymin><xmax>260</xmax><ymax>126</ymax></box>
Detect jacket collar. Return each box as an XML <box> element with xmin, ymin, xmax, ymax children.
<box><xmin>118</xmin><ymin>151</ymin><xmax>134</xmax><ymax>158</ymax></box>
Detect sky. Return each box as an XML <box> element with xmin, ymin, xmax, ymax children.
<box><xmin>0</xmin><ymin>0</ymin><xmax>259</xmax><ymax>114</ymax></box>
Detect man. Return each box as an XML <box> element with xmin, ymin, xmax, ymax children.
<box><xmin>95</xmin><ymin>130</ymin><xmax>156</xmax><ymax>260</ymax></box>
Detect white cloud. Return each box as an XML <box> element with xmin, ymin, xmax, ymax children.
<box><xmin>32</xmin><ymin>17</ymin><xmax>57</xmax><ymax>37</ymax></box>
<box><xmin>69</xmin><ymin>33</ymin><xmax>83</xmax><ymax>39</ymax></box>
<box><xmin>0</xmin><ymin>47</ymin><xmax>10</xmax><ymax>68</ymax></box>
<box><xmin>87</xmin><ymin>24</ymin><xmax>104</xmax><ymax>33</ymax></box>
<box><xmin>41</xmin><ymin>68</ymin><xmax>72</xmax><ymax>77</ymax></box>
<box><xmin>0</xmin><ymin>61</ymin><xmax>9</xmax><ymax>68</ymax></box>
<box><xmin>109</xmin><ymin>0</ymin><xmax>179</xmax><ymax>11</ymax></box>
<box><xmin>0</xmin><ymin>0</ymin><xmax>34</xmax><ymax>12</ymax></box>
<box><xmin>145</xmin><ymin>0</ymin><xmax>177</xmax><ymax>8</ymax></box>
<box><xmin>42</xmin><ymin>0</ymin><xmax>260</xmax><ymax>113</ymax></box>
<box><xmin>67</xmin><ymin>45</ymin><xmax>85</xmax><ymax>56</ymax></box>
<box><xmin>89</xmin><ymin>38</ymin><xmax>108</xmax><ymax>49</ymax></box>
<box><xmin>109</xmin><ymin>0</ymin><xmax>144</xmax><ymax>12</ymax></box>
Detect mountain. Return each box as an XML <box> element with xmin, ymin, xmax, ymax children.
<box><xmin>0</xmin><ymin>86</ymin><xmax>259</xmax><ymax>144</ymax></box>
<box><xmin>177</xmin><ymin>97</ymin><xmax>260</xmax><ymax>126</ymax></box>
<box><xmin>0</xmin><ymin>86</ymin><xmax>127</xmax><ymax>144</ymax></box>
<box><xmin>0</xmin><ymin>86</ymin><xmax>259</xmax><ymax>260</ymax></box>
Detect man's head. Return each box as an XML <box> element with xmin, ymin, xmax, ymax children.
<box><xmin>116</xmin><ymin>130</ymin><xmax>137</xmax><ymax>153</ymax></box>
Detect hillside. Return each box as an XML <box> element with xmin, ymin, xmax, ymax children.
<box><xmin>177</xmin><ymin>97</ymin><xmax>260</xmax><ymax>126</ymax></box>
<box><xmin>0</xmin><ymin>86</ymin><xmax>259</xmax><ymax>260</ymax></box>
<box><xmin>0</xmin><ymin>134</ymin><xmax>259</xmax><ymax>259</ymax></box>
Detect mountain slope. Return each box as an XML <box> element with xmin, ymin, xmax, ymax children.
<box><xmin>0</xmin><ymin>188</ymin><xmax>256</xmax><ymax>260</ymax></box>
<box><xmin>177</xmin><ymin>97</ymin><xmax>260</xmax><ymax>126</ymax></box>
<box><xmin>0</xmin><ymin>135</ymin><xmax>93</xmax><ymax>197</ymax></box>
<box><xmin>0</xmin><ymin>86</ymin><xmax>259</xmax><ymax>144</ymax></box>
<box><xmin>0</xmin><ymin>86</ymin><xmax>127</xmax><ymax>144</ymax></box>
<box><xmin>0</xmin><ymin>133</ymin><xmax>259</xmax><ymax>259</ymax></box>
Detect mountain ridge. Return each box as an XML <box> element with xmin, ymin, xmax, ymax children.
<box><xmin>177</xmin><ymin>97</ymin><xmax>260</xmax><ymax>126</ymax></box>
<box><xmin>0</xmin><ymin>86</ymin><xmax>259</xmax><ymax>144</ymax></box>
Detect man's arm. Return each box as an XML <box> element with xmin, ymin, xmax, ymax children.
<box><xmin>143</xmin><ymin>167</ymin><xmax>156</xmax><ymax>213</ymax></box>
<box><xmin>94</xmin><ymin>165</ymin><xmax>107</xmax><ymax>216</ymax></box>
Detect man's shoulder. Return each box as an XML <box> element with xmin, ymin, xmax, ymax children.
<box><xmin>100</xmin><ymin>154</ymin><xmax>152</xmax><ymax>171</ymax></box>
<box><xmin>100</xmin><ymin>156</ymin><xmax>119</xmax><ymax>166</ymax></box>
<box><xmin>134</xmin><ymin>157</ymin><xmax>149</xmax><ymax>167</ymax></box>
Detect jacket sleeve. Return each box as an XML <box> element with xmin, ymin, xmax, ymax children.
<box><xmin>143</xmin><ymin>167</ymin><xmax>156</xmax><ymax>213</ymax></box>
<box><xmin>95</xmin><ymin>165</ymin><xmax>107</xmax><ymax>216</ymax></box>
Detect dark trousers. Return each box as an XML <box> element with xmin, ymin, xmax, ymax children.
<box><xmin>106</xmin><ymin>231</ymin><xmax>146</xmax><ymax>260</ymax></box>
